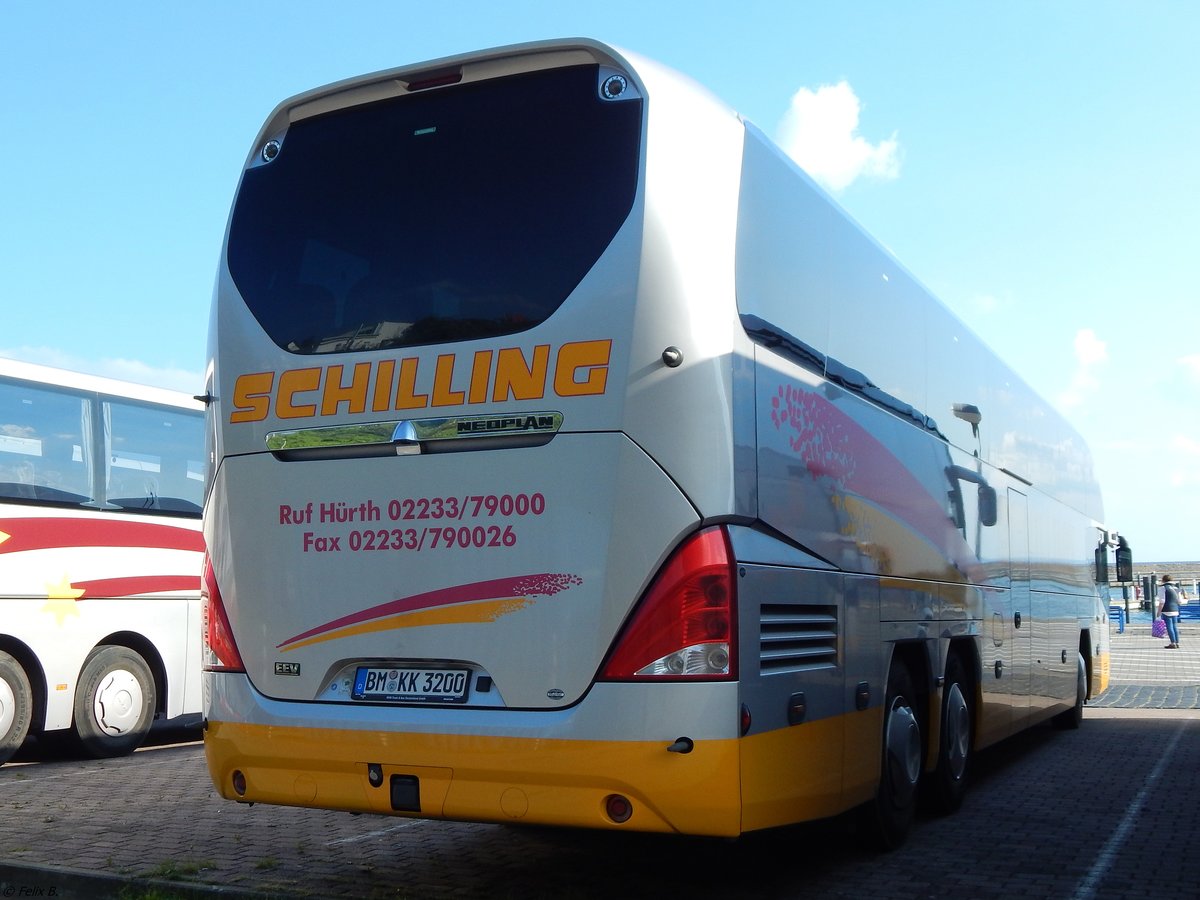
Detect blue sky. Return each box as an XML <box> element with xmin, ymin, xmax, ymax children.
<box><xmin>3</xmin><ymin>1</ymin><xmax>1197</xmax><ymax>561</ymax></box>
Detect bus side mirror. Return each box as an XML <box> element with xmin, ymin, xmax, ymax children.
<box><xmin>978</xmin><ymin>485</ymin><xmax>997</xmax><ymax>527</ymax></box>
<box><xmin>1115</xmin><ymin>545</ymin><xmax>1133</xmax><ymax>583</ymax></box>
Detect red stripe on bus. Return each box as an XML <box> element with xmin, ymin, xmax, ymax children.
<box><xmin>72</xmin><ymin>575</ymin><xmax>202</xmax><ymax>598</ymax></box>
<box><xmin>0</xmin><ymin>517</ymin><xmax>204</xmax><ymax>554</ymax></box>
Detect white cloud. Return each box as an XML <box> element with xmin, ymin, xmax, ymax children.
<box><xmin>966</xmin><ymin>293</ymin><xmax>1002</xmax><ymax>317</ymax></box>
<box><xmin>776</xmin><ymin>81</ymin><xmax>900</xmax><ymax>191</ymax></box>
<box><xmin>1057</xmin><ymin>328</ymin><xmax>1109</xmax><ymax>411</ymax></box>
<box><xmin>0</xmin><ymin>345</ymin><xmax>203</xmax><ymax>395</ymax></box>
<box><xmin>1180</xmin><ymin>354</ymin><xmax>1200</xmax><ymax>381</ymax></box>
<box><xmin>1074</xmin><ymin>328</ymin><xmax>1108</xmax><ymax>367</ymax></box>
<box><xmin>1172</xmin><ymin>435</ymin><xmax>1200</xmax><ymax>455</ymax></box>
<box><xmin>1169</xmin><ymin>435</ymin><xmax>1200</xmax><ymax>488</ymax></box>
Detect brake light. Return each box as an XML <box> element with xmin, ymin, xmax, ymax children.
<box><xmin>601</xmin><ymin>527</ymin><xmax>736</xmax><ymax>680</ymax></box>
<box><xmin>404</xmin><ymin>67</ymin><xmax>463</xmax><ymax>92</ymax></box>
<box><xmin>202</xmin><ymin>554</ymin><xmax>245</xmax><ymax>673</ymax></box>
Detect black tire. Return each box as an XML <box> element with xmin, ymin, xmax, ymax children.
<box><xmin>73</xmin><ymin>646</ymin><xmax>156</xmax><ymax>758</ymax></box>
<box><xmin>928</xmin><ymin>654</ymin><xmax>973</xmax><ymax>814</ymax></box>
<box><xmin>862</xmin><ymin>662</ymin><xmax>923</xmax><ymax>850</ymax></box>
<box><xmin>1053</xmin><ymin>652</ymin><xmax>1086</xmax><ymax>730</ymax></box>
<box><xmin>0</xmin><ymin>651</ymin><xmax>34</xmax><ymax>766</ymax></box>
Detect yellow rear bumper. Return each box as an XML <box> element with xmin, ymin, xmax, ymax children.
<box><xmin>205</xmin><ymin>720</ymin><xmax>744</xmax><ymax>836</ymax></box>
<box><xmin>204</xmin><ymin>710</ymin><xmax>876</xmax><ymax>836</ymax></box>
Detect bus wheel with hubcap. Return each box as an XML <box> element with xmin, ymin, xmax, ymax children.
<box><xmin>928</xmin><ymin>654</ymin><xmax>973</xmax><ymax>814</ymax></box>
<box><xmin>864</xmin><ymin>663</ymin><xmax>922</xmax><ymax>850</ymax></box>
<box><xmin>74</xmin><ymin>646</ymin><xmax>155</xmax><ymax>758</ymax></box>
<box><xmin>1053</xmin><ymin>652</ymin><xmax>1086</xmax><ymax>730</ymax></box>
<box><xmin>0</xmin><ymin>651</ymin><xmax>34</xmax><ymax>766</ymax></box>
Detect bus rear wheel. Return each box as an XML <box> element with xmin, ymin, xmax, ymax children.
<box><xmin>928</xmin><ymin>653</ymin><xmax>973</xmax><ymax>813</ymax></box>
<box><xmin>863</xmin><ymin>662</ymin><xmax>922</xmax><ymax>850</ymax></box>
<box><xmin>0</xmin><ymin>651</ymin><xmax>33</xmax><ymax>766</ymax></box>
<box><xmin>1053</xmin><ymin>652</ymin><xmax>1086</xmax><ymax>730</ymax></box>
<box><xmin>74</xmin><ymin>646</ymin><xmax>155</xmax><ymax>758</ymax></box>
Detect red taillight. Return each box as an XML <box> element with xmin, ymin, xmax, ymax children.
<box><xmin>600</xmin><ymin>527</ymin><xmax>736</xmax><ymax>680</ymax></box>
<box><xmin>202</xmin><ymin>554</ymin><xmax>245</xmax><ymax>673</ymax></box>
<box><xmin>404</xmin><ymin>67</ymin><xmax>463</xmax><ymax>92</ymax></box>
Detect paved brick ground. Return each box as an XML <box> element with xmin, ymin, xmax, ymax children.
<box><xmin>1</xmin><ymin>616</ymin><xmax>1196</xmax><ymax>900</ymax></box>
<box><xmin>1091</xmin><ymin>611</ymin><xmax>1200</xmax><ymax>709</ymax></box>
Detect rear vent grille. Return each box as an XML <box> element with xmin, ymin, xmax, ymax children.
<box><xmin>759</xmin><ymin>604</ymin><xmax>838</xmax><ymax>674</ymax></box>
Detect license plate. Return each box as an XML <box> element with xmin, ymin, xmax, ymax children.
<box><xmin>352</xmin><ymin>666</ymin><xmax>469</xmax><ymax>703</ymax></box>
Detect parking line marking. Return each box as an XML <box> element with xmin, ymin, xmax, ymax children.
<box><xmin>0</xmin><ymin>750</ymin><xmax>201</xmax><ymax>785</ymax></box>
<box><xmin>1071</xmin><ymin>718</ymin><xmax>1189</xmax><ymax>900</ymax></box>
<box><xmin>325</xmin><ymin>819</ymin><xmax>427</xmax><ymax>845</ymax></box>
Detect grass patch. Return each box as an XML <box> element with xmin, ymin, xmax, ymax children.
<box><xmin>140</xmin><ymin>858</ymin><xmax>216</xmax><ymax>881</ymax></box>
<box><xmin>118</xmin><ymin>888</ymin><xmax>200</xmax><ymax>900</ymax></box>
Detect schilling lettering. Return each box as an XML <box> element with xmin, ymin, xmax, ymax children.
<box><xmin>229</xmin><ymin>339</ymin><xmax>611</xmax><ymax>425</ymax></box>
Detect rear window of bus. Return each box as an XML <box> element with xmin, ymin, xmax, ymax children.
<box><xmin>226</xmin><ymin>64</ymin><xmax>642</xmax><ymax>355</ymax></box>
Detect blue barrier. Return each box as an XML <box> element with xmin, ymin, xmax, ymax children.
<box><xmin>1109</xmin><ymin>605</ymin><xmax>1125</xmax><ymax>633</ymax></box>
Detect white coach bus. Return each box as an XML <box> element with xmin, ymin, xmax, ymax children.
<box><xmin>0</xmin><ymin>359</ymin><xmax>205</xmax><ymax>764</ymax></box>
<box><xmin>201</xmin><ymin>39</ymin><xmax>1123</xmax><ymax>846</ymax></box>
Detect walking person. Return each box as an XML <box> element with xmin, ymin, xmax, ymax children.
<box><xmin>1158</xmin><ymin>574</ymin><xmax>1182</xmax><ymax>649</ymax></box>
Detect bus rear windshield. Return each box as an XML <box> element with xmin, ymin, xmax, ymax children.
<box><xmin>227</xmin><ymin>64</ymin><xmax>642</xmax><ymax>354</ymax></box>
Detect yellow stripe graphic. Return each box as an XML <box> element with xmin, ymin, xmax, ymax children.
<box><xmin>281</xmin><ymin>596</ymin><xmax>531</xmax><ymax>651</ymax></box>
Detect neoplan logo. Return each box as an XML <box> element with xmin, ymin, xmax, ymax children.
<box><xmin>457</xmin><ymin>415</ymin><xmax>558</xmax><ymax>435</ymax></box>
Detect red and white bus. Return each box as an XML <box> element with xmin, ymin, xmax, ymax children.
<box><xmin>201</xmin><ymin>39</ymin><xmax>1124</xmax><ymax>846</ymax></box>
<box><xmin>0</xmin><ymin>359</ymin><xmax>204</xmax><ymax>764</ymax></box>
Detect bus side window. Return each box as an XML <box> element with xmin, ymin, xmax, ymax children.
<box><xmin>0</xmin><ymin>453</ymin><xmax>38</xmax><ymax>499</ymax></box>
<box><xmin>39</xmin><ymin>437</ymin><xmax>90</xmax><ymax>499</ymax></box>
<box><xmin>104</xmin><ymin>398</ymin><xmax>204</xmax><ymax>516</ymax></box>
<box><xmin>0</xmin><ymin>381</ymin><xmax>92</xmax><ymax>504</ymax></box>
